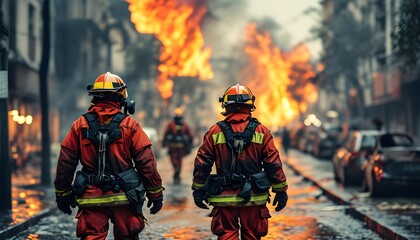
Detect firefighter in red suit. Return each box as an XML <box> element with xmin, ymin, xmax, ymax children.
<box><xmin>162</xmin><ymin>108</ymin><xmax>193</xmax><ymax>184</ymax></box>
<box><xmin>192</xmin><ymin>84</ymin><xmax>288</xmax><ymax>240</ymax></box>
<box><xmin>54</xmin><ymin>72</ymin><xmax>164</xmax><ymax>240</ymax></box>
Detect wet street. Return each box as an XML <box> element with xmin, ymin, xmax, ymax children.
<box><xmin>286</xmin><ymin>149</ymin><xmax>420</xmax><ymax>240</ymax></box>
<box><xmin>6</xmin><ymin>147</ymin><xmax>382</xmax><ymax>240</ymax></box>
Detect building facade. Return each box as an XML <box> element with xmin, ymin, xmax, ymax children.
<box><xmin>320</xmin><ymin>0</ymin><xmax>420</xmax><ymax>139</ymax></box>
<box><xmin>4</xmin><ymin>0</ymin><xmax>58</xmax><ymax>173</ymax></box>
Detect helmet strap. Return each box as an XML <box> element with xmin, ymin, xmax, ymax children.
<box><xmin>92</xmin><ymin>94</ymin><xmax>124</xmax><ymax>104</ymax></box>
<box><xmin>223</xmin><ymin>105</ymin><xmax>252</xmax><ymax>115</ymax></box>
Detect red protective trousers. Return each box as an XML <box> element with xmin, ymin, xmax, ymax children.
<box><xmin>76</xmin><ymin>205</ymin><xmax>144</xmax><ymax>240</ymax></box>
<box><xmin>210</xmin><ymin>205</ymin><xmax>271</xmax><ymax>240</ymax></box>
<box><xmin>168</xmin><ymin>146</ymin><xmax>185</xmax><ymax>179</ymax></box>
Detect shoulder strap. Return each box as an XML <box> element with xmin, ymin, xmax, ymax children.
<box><xmin>216</xmin><ymin>121</ymin><xmax>235</xmax><ymax>149</ymax></box>
<box><xmin>108</xmin><ymin>113</ymin><xmax>126</xmax><ymax>131</ymax></box>
<box><xmin>105</xmin><ymin>113</ymin><xmax>127</xmax><ymax>145</ymax></box>
<box><xmin>82</xmin><ymin>113</ymin><xmax>101</xmax><ymax>145</ymax></box>
<box><xmin>82</xmin><ymin>112</ymin><xmax>127</xmax><ymax>146</ymax></box>
<box><xmin>216</xmin><ymin>118</ymin><xmax>260</xmax><ymax>150</ymax></box>
<box><xmin>217</xmin><ymin>118</ymin><xmax>260</xmax><ymax>174</ymax></box>
<box><xmin>242</xmin><ymin>118</ymin><xmax>260</xmax><ymax>147</ymax></box>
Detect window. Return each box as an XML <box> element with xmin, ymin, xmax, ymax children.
<box><xmin>380</xmin><ymin>134</ymin><xmax>413</xmax><ymax>147</ymax></box>
<box><xmin>361</xmin><ymin>135</ymin><xmax>377</xmax><ymax>149</ymax></box>
<box><xmin>28</xmin><ymin>4</ymin><xmax>36</xmax><ymax>61</ymax></box>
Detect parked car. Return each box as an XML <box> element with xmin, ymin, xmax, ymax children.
<box><xmin>363</xmin><ymin>133</ymin><xmax>420</xmax><ymax>197</ymax></box>
<box><xmin>297</xmin><ymin>126</ymin><xmax>320</xmax><ymax>153</ymax></box>
<box><xmin>332</xmin><ymin>130</ymin><xmax>382</xmax><ymax>185</ymax></box>
<box><xmin>312</xmin><ymin>125</ymin><xmax>343</xmax><ymax>159</ymax></box>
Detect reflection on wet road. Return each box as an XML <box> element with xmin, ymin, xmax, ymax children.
<box><xmin>8</xmin><ymin>151</ymin><xmax>381</xmax><ymax>239</ymax></box>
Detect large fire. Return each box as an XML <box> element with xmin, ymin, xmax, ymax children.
<box><xmin>127</xmin><ymin>0</ymin><xmax>213</xmax><ymax>99</ymax></box>
<box><xmin>242</xmin><ymin>24</ymin><xmax>318</xmax><ymax>127</ymax></box>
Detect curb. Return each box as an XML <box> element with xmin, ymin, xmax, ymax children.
<box><xmin>284</xmin><ymin>159</ymin><xmax>409</xmax><ymax>240</ymax></box>
<box><xmin>0</xmin><ymin>207</ymin><xmax>56</xmax><ymax>239</ymax></box>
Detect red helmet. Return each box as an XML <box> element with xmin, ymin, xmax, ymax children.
<box><xmin>87</xmin><ymin>72</ymin><xmax>128</xmax><ymax>98</ymax></box>
<box><xmin>219</xmin><ymin>84</ymin><xmax>255</xmax><ymax>110</ymax></box>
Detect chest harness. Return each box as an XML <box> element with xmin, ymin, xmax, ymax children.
<box><xmin>206</xmin><ymin>118</ymin><xmax>270</xmax><ymax>202</ymax></box>
<box><xmin>82</xmin><ymin>112</ymin><xmax>126</xmax><ymax>183</ymax></box>
<box><xmin>73</xmin><ymin>113</ymin><xmax>146</xmax><ymax>212</ymax></box>
<box><xmin>164</xmin><ymin>123</ymin><xmax>186</xmax><ymax>144</ymax></box>
<box><xmin>71</xmin><ymin>112</ymin><xmax>130</xmax><ymax>195</ymax></box>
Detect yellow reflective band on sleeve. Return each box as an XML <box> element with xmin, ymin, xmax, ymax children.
<box><xmin>147</xmin><ymin>187</ymin><xmax>164</xmax><ymax>194</ymax></box>
<box><xmin>212</xmin><ymin>132</ymin><xmax>226</xmax><ymax>145</ymax></box>
<box><xmin>192</xmin><ymin>182</ymin><xmax>205</xmax><ymax>189</ymax></box>
<box><xmin>251</xmin><ymin>132</ymin><xmax>264</xmax><ymax>144</ymax></box>
<box><xmin>55</xmin><ymin>189</ymin><xmax>66</xmax><ymax>193</ymax></box>
<box><xmin>55</xmin><ymin>189</ymin><xmax>72</xmax><ymax>197</ymax></box>
<box><xmin>76</xmin><ymin>193</ymin><xmax>130</xmax><ymax>207</ymax></box>
<box><xmin>207</xmin><ymin>193</ymin><xmax>269</xmax><ymax>207</ymax></box>
<box><xmin>213</xmin><ymin>132</ymin><xmax>264</xmax><ymax>145</ymax></box>
<box><xmin>272</xmin><ymin>181</ymin><xmax>288</xmax><ymax>190</ymax></box>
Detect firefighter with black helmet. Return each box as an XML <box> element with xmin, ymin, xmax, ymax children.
<box><xmin>192</xmin><ymin>84</ymin><xmax>288</xmax><ymax>239</ymax></box>
<box><xmin>54</xmin><ymin>72</ymin><xmax>164</xmax><ymax>239</ymax></box>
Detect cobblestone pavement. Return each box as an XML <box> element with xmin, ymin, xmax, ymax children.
<box><xmin>6</xmin><ymin>147</ymin><xmax>383</xmax><ymax>240</ymax></box>
<box><xmin>287</xmin><ymin>149</ymin><xmax>420</xmax><ymax>239</ymax></box>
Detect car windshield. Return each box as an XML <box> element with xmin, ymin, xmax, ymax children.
<box><xmin>361</xmin><ymin>135</ymin><xmax>377</xmax><ymax>148</ymax></box>
<box><xmin>379</xmin><ymin>134</ymin><xmax>413</xmax><ymax>147</ymax></box>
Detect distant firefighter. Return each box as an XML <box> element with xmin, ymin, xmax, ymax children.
<box><xmin>54</xmin><ymin>72</ymin><xmax>164</xmax><ymax>239</ymax></box>
<box><xmin>162</xmin><ymin>108</ymin><xmax>194</xmax><ymax>184</ymax></box>
<box><xmin>192</xmin><ymin>84</ymin><xmax>288</xmax><ymax>239</ymax></box>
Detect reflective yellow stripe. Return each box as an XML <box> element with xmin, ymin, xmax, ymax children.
<box><xmin>207</xmin><ymin>193</ymin><xmax>269</xmax><ymax>206</ymax></box>
<box><xmin>212</xmin><ymin>132</ymin><xmax>226</xmax><ymax>145</ymax></box>
<box><xmin>252</xmin><ymin>132</ymin><xmax>264</xmax><ymax>144</ymax></box>
<box><xmin>55</xmin><ymin>189</ymin><xmax>72</xmax><ymax>197</ymax></box>
<box><xmin>93</xmin><ymin>81</ymin><xmax>114</xmax><ymax>90</ymax></box>
<box><xmin>272</xmin><ymin>181</ymin><xmax>288</xmax><ymax>190</ymax></box>
<box><xmin>192</xmin><ymin>182</ymin><xmax>205</xmax><ymax>189</ymax></box>
<box><xmin>147</xmin><ymin>187</ymin><xmax>164</xmax><ymax>194</ymax></box>
<box><xmin>212</xmin><ymin>132</ymin><xmax>265</xmax><ymax>145</ymax></box>
<box><xmin>76</xmin><ymin>193</ymin><xmax>130</xmax><ymax>207</ymax></box>
<box><xmin>55</xmin><ymin>189</ymin><xmax>66</xmax><ymax>193</ymax></box>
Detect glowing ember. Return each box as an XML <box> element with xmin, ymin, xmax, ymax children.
<box><xmin>127</xmin><ymin>0</ymin><xmax>213</xmax><ymax>99</ymax></box>
<box><xmin>242</xmin><ymin>24</ymin><xmax>318</xmax><ymax>127</ymax></box>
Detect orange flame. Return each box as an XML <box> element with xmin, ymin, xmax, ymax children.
<box><xmin>127</xmin><ymin>0</ymin><xmax>213</xmax><ymax>99</ymax></box>
<box><xmin>242</xmin><ymin>24</ymin><xmax>317</xmax><ymax>127</ymax></box>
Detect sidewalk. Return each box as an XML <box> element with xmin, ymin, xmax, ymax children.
<box><xmin>284</xmin><ymin>149</ymin><xmax>419</xmax><ymax>240</ymax></box>
<box><xmin>0</xmin><ymin>166</ymin><xmax>56</xmax><ymax>239</ymax></box>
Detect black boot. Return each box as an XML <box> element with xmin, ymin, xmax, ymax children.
<box><xmin>173</xmin><ymin>170</ymin><xmax>181</xmax><ymax>184</ymax></box>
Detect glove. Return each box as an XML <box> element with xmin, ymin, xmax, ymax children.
<box><xmin>193</xmin><ymin>189</ymin><xmax>209</xmax><ymax>209</ymax></box>
<box><xmin>273</xmin><ymin>192</ymin><xmax>288</xmax><ymax>212</ymax></box>
<box><xmin>56</xmin><ymin>192</ymin><xmax>77</xmax><ymax>215</ymax></box>
<box><xmin>147</xmin><ymin>196</ymin><xmax>163</xmax><ymax>214</ymax></box>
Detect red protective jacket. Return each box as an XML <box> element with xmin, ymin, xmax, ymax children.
<box><xmin>54</xmin><ymin>101</ymin><xmax>163</xmax><ymax>206</ymax></box>
<box><xmin>192</xmin><ymin>109</ymin><xmax>287</xmax><ymax>207</ymax></box>
<box><xmin>162</xmin><ymin>120</ymin><xmax>193</xmax><ymax>156</ymax></box>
